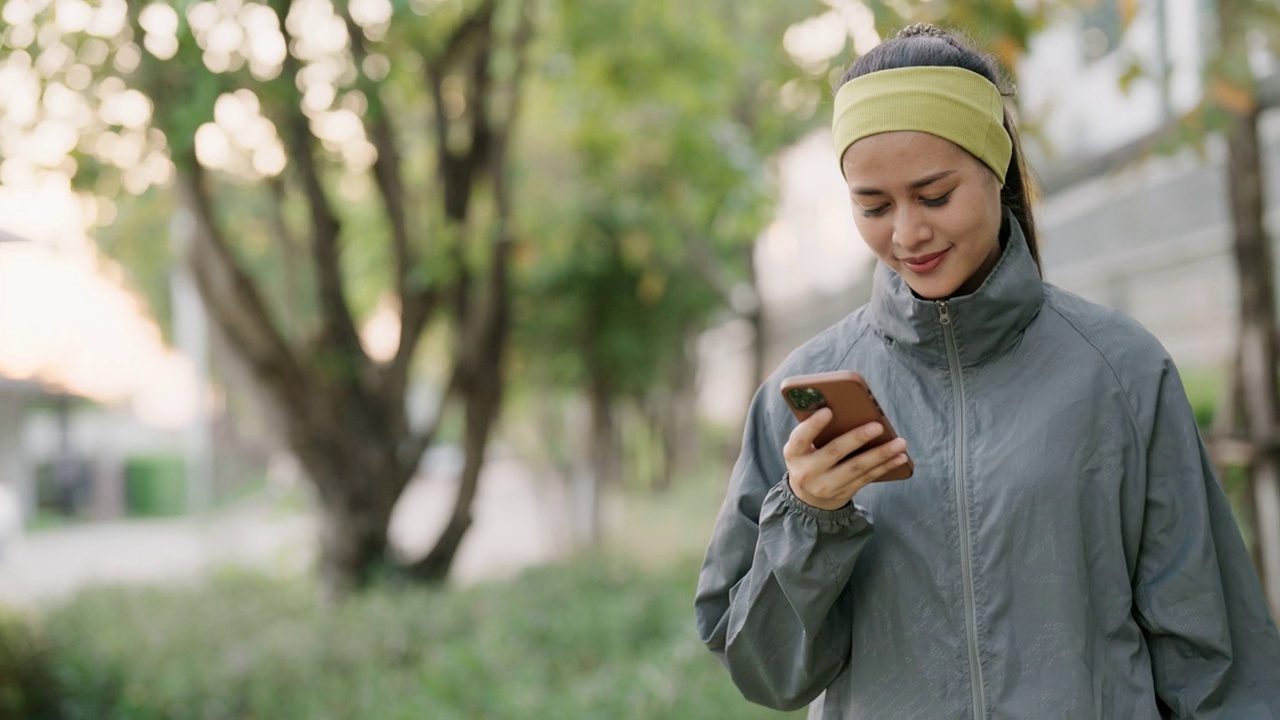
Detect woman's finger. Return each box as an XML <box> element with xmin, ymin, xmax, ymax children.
<box><xmin>819</xmin><ymin>421</ymin><xmax>886</xmax><ymax>464</ymax></box>
<box><xmin>783</xmin><ymin>407</ymin><xmax>832</xmax><ymax>460</ymax></box>
<box><xmin>837</xmin><ymin>437</ymin><xmax>908</xmax><ymax>483</ymax></box>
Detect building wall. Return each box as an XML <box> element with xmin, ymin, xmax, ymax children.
<box><xmin>0</xmin><ymin>386</ymin><xmax>32</xmax><ymax>520</ymax></box>
<box><xmin>1039</xmin><ymin>109</ymin><xmax>1280</xmax><ymax>371</ymax></box>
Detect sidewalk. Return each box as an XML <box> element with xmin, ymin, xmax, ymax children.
<box><xmin>0</xmin><ymin>456</ymin><xmax>567</xmax><ymax>610</ymax></box>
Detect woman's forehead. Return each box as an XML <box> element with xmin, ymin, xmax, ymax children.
<box><xmin>840</xmin><ymin>130</ymin><xmax>975</xmax><ymax>182</ymax></box>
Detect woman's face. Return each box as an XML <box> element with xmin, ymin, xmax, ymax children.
<box><xmin>841</xmin><ymin>131</ymin><xmax>1003</xmax><ymax>300</ymax></box>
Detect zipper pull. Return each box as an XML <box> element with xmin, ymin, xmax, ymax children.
<box><xmin>937</xmin><ymin>301</ymin><xmax>952</xmax><ymax>326</ymax></box>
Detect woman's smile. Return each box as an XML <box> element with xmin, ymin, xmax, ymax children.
<box><xmin>900</xmin><ymin>248</ymin><xmax>950</xmax><ymax>274</ymax></box>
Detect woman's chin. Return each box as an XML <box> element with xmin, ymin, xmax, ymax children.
<box><xmin>901</xmin><ymin>274</ymin><xmax>961</xmax><ymax>301</ymax></box>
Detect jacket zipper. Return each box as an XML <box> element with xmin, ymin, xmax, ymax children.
<box><xmin>938</xmin><ymin>300</ymin><xmax>987</xmax><ymax>719</ymax></box>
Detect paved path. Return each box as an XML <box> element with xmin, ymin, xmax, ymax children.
<box><xmin>0</xmin><ymin>456</ymin><xmax>568</xmax><ymax>610</ymax></box>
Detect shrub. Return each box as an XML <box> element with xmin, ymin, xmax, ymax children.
<box><xmin>37</xmin><ymin>558</ymin><xmax>798</xmax><ymax>720</ymax></box>
<box><xmin>0</xmin><ymin>606</ymin><xmax>62</xmax><ymax>720</ymax></box>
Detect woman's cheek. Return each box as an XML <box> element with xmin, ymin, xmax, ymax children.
<box><xmin>855</xmin><ymin>218</ymin><xmax>892</xmax><ymax>258</ymax></box>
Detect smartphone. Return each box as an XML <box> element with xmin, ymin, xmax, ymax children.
<box><xmin>779</xmin><ymin>370</ymin><xmax>913</xmax><ymax>481</ymax></box>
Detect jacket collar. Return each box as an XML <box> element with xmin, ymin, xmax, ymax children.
<box><xmin>869</xmin><ymin>209</ymin><xmax>1045</xmax><ymax>368</ymax></box>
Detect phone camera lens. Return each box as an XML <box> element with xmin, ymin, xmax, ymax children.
<box><xmin>787</xmin><ymin>388</ymin><xmax>824</xmax><ymax>411</ymax></box>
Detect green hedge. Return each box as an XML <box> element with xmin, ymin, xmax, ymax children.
<box><xmin>5</xmin><ymin>557</ymin><xmax>799</xmax><ymax>720</ymax></box>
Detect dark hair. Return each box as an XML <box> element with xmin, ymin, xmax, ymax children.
<box><xmin>837</xmin><ymin>24</ymin><xmax>1041</xmax><ymax>273</ymax></box>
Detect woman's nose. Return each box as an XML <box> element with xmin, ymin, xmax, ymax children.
<box><xmin>892</xmin><ymin>205</ymin><xmax>932</xmax><ymax>249</ymax></box>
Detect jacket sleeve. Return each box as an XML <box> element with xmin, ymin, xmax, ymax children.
<box><xmin>1131</xmin><ymin>361</ymin><xmax>1280</xmax><ymax>719</ymax></box>
<box><xmin>694</xmin><ymin>382</ymin><xmax>873</xmax><ymax>712</ymax></box>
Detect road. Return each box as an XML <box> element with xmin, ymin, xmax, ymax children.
<box><xmin>0</xmin><ymin>456</ymin><xmax>568</xmax><ymax>610</ymax></box>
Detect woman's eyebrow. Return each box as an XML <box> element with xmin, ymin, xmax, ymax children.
<box><xmin>851</xmin><ymin>170</ymin><xmax>957</xmax><ymax>196</ymax></box>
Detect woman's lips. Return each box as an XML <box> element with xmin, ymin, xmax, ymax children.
<box><xmin>901</xmin><ymin>248</ymin><xmax>949</xmax><ymax>274</ymax></box>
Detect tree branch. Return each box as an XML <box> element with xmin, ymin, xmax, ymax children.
<box><xmin>176</xmin><ymin>162</ymin><xmax>313</xmax><ymax>422</ymax></box>
<box><xmin>276</xmin><ymin>1</ymin><xmax>367</xmax><ymax>367</ymax></box>
<box><xmin>425</xmin><ymin>0</ymin><xmax>498</xmax><ymax>353</ymax></box>
<box><xmin>268</xmin><ymin>175</ymin><xmax>308</xmax><ymax>333</ymax></box>
<box><xmin>336</xmin><ymin>3</ymin><xmax>439</xmax><ymax>407</ymax></box>
<box><xmin>337</xmin><ymin>5</ymin><xmax>414</xmax><ymax>300</ymax></box>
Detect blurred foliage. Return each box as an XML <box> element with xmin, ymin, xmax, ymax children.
<box><xmin>1180</xmin><ymin>366</ymin><xmax>1224</xmax><ymax>431</ymax></box>
<box><xmin>93</xmin><ymin>188</ymin><xmax>178</xmax><ymax>341</ymax></box>
<box><xmin>17</xmin><ymin>556</ymin><xmax>798</xmax><ymax>720</ymax></box>
<box><xmin>509</xmin><ymin>0</ymin><xmax>1058</xmax><ymax>402</ymax></box>
<box><xmin>0</xmin><ymin>607</ymin><xmax>60</xmax><ymax>720</ymax></box>
<box><xmin>511</xmin><ymin>0</ymin><xmax>824</xmax><ymax>398</ymax></box>
<box><xmin>860</xmin><ymin>0</ymin><xmax>1055</xmax><ymax>77</ymax></box>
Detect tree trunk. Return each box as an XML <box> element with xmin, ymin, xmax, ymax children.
<box><xmin>571</xmin><ymin>377</ymin><xmax>622</xmax><ymax>547</ymax></box>
<box><xmin>316</xmin><ymin>488</ymin><xmax>396</xmax><ymax>599</ymax></box>
<box><xmin>652</xmin><ymin>337</ymin><xmax>700</xmax><ymax>492</ymax></box>
<box><xmin>1223</xmin><ymin>103</ymin><xmax>1280</xmax><ymax>617</ymax></box>
<box><xmin>745</xmin><ymin>243</ymin><xmax>768</xmax><ymax>389</ymax></box>
<box><xmin>408</xmin><ymin>369</ymin><xmax>505</xmax><ymax>582</ymax></box>
<box><xmin>1210</xmin><ymin>349</ymin><xmax>1266</xmax><ymax>580</ymax></box>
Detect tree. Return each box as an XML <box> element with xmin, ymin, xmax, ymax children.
<box><xmin>509</xmin><ymin>0</ymin><xmax>824</xmax><ymax>540</ymax></box>
<box><xmin>0</xmin><ymin>0</ymin><xmax>534</xmax><ymax>597</ymax></box>
<box><xmin>1206</xmin><ymin>0</ymin><xmax>1280</xmax><ymax>615</ymax></box>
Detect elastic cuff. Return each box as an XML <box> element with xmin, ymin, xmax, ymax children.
<box><xmin>775</xmin><ymin>473</ymin><xmax>870</xmax><ymax>532</ymax></box>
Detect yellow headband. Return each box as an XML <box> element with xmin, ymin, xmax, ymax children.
<box><xmin>832</xmin><ymin>66</ymin><xmax>1012</xmax><ymax>185</ymax></box>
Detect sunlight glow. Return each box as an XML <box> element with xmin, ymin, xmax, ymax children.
<box><xmin>3</xmin><ymin>2</ymin><xmax>37</xmax><ymax>26</ymax></box>
<box><xmin>350</xmin><ymin>0</ymin><xmax>393</xmax><ymax>28</ymax></box>
<box><xmin>784</xmin><ymin>11</ymin><xmax>848</xmax><ymax>73</ymax></box>
<box><xmin>828</xmin><ymin>0</ymin><xmax>882</xmax><ymax>57</ymax></box>
<box><xmin>360</xmin><ymin>295</ymin><xmax>401</xmax><ymax>364</ymax></box>
<box><xmin>187</xmin><ymin>2</ymin><xmax>220</xmax><ymax>35</ymax></box>
<box><xmin>36</xmin><ymin>41</ymin><xmax>72</xmax><ymax>78</ymax></box>
<box><xmin>313</xmin><ymin>108</ymin><xmax>361</xmax><ymax>144</ymax></box>
<box><xmin>139</xmin><ymin>3</ymin><xmax>178</xmax><ymax>36</ymax></box>
<box><xmin>99</xmin><ymin>89</ymin><xmax>151</xmax><ymax>129</ymax></box>
<box><xmin>53</xmin><ymin>0</ymin><xmax>93</xmax><ymax>34</ymax></box>
<box><xmin>86</xmin><ymin>0</ymin><xmax>127</xmax><ymax>38</ymax></box>
<box><xmin>251</xmin><ymin>144</ymin><xmax>286</xmax><ymax>176</ymax></box>
<box><xmin>112</xmin><ymin>42</ymin><xmax>141</xmax><ymax>73</ymax></box>
<box><xmin>202</xmin><ymin>91</ymin><xmax>286</xmax><ymax>179</ymax></box>
<box><xmin>194</xmin><ymin>122</ymin><xmax>231</xmax><ymax>169</ymax></box>
<box><xmin>28</xmin><ymin>121</ymin><xmax>78</xmax><ymax>167</ymax></box>
<box><xmin>287</xmin><ymin>0</ymin><xmax>349</xmax><ymax>60</ymax></box>
<box><xmin>0</xmin><ymin>241</ymin><xmax>199</xmax><ymax>429</ymax></box>
<box><xmin>207</xmin><ymin>17</ymin><xmax>246</xmax><ymax>55</ymax></box>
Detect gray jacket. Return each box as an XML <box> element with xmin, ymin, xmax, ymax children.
<box><xmin>695</xmin><ymin>216</ymin><xmax>1280</xmax><ymax>719</ymax></box>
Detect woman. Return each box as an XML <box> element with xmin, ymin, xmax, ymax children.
<box><xmin>695</xmin><ymin>24</ymin><xmax>1280</xmax><ymax>719</ymax></box>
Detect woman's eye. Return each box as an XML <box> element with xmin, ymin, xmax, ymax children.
<box><xmin>860</xmin><ymin>204</ymin><xmax>889</xmax><ymax>218</ymax></box>
<box><xmin>921</xmin><ymin>191</ymin><xmax>953</xmax><ymax>207</ymax></box>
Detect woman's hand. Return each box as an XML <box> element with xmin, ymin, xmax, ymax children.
<box><xmin>783</xmin><ymin>408</ymin><xmax>910</xmax><ymax>510</ymax></box>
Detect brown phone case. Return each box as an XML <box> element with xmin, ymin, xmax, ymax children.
<box><xmin>779</xmin><ymin>370</ymin><xmax>913</xmax><ymax>481</ymax></box>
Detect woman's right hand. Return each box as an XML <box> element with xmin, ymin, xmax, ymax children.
<box><xmin>783</xmin><ymin>408</ymin><xmax>910</xmax><ymax>510</ymax></box>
